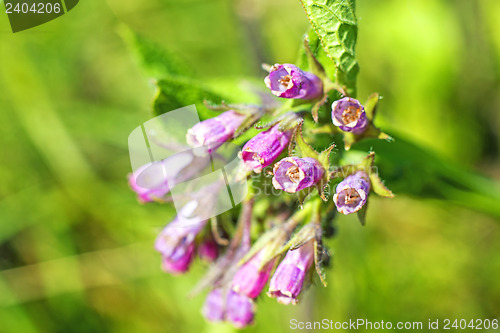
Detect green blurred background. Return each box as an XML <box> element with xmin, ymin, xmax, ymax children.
<box><xmin>1</xmin><ymin>0</ymin><xmax>499</xmax><ymax>332</ymax></box>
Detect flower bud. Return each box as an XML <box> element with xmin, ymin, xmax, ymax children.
<box><xmin>239</xmin><ymin>125</ymin><xmax>292</xmax><ymax>173</ymax></box>
<box><xmin>265</xmin><ymin>64</ymin><xmax>323</xmax><ymax>100</ymax></box>
<box><xmin>331</xmin><ymin>97</ymin><xmax>368</xmax><ymax>134</ymax></box>
<box><xmin>186</xmin><ymin>110</ymin><xmax>246</xmax><ymax>153</ymax></box>
<box><xmin>155</xmin><ymin>214</ymin><xmax>207</xmax><ymax>274</ymax></box>
<box><xmin>226</xmin><ymin>290</ymin><xmax>255</xmax><ymax>328</ymax></box>
<box><xmin>128</xmin><ymin>161</ymin><xmax>170</xmax><ymax>203</ymax></box>
<box><xmin>129</xmin><ymin>151</ymin><xmax>209</xmax><ymax>203</ymax></box>
<box><xmin>198</xmin><ymin>238</ymin><xmax>218</xmax><ymax>263</ymax></box>
<box><xmin>267</xmin><ymin>240</ymin><xmax>314</xmax><ymax>305</ymax></box>
<box><xmin>202</xmin><ymin>288</ymin><xmax>225</xmax><ymax>323</ymax></box>
<box><xmin>333</xmin><ymin>171</ymin><xmax>371</xmax><ymax>215</ymax></box>
<box><xmin>232</xmin><ymin>248</ymin><xmax>275</xmax><ymax>299</ymax></box>
<box><xmin>201</xmin><ymin>289</ymin><xmax>255</xmax><ymax>329</ymax></box>
<box><xmin>272</xmin><ymin>157</ymin><xmax>324</xmax><ymax>193</ymax></box>
<box><xmin>161</xmin><ymin>243</ymin><xmax>196</xmax><ymax>274</ymax></box>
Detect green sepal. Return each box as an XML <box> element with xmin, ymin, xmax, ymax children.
<box><xmin>276</xmin><ymin>112</ymin><xmax>303</xmax><ymax>132</ymax></box>
<box><xmin>318</xmin><ymin>144</ymin><xmax>336</xmax><ymax>175</ymax></box>
<box><xmin>364</xmin><ymin>93</ymin><xmax>380</xmax><ymax>121</ymax></box>
<box><xmin>202</xmin><ymin>100</ymin><xmax>265</xmax><ymax>139</ymax></box>
<box><xmin>318</xmin><ymin>144</ymin><xmax>336</xmax><ymax>202</ymax></box>
<box><xmin>356</xmin><ymin>201</ymin><xmax>368</xmax><ymax>226</ymax></box>
<box><xmin>303</xmin><ymin>34</ymin><xmax>327</xmax><ymax>80</ymax></box>
<box><xmin>314</xmin><ymin>238</ymin><xmax>328</xmax><ymax>287</ymax></box>
<box><xmin>310</xmin><ymin>124</ymin><xmax>339</xmax><ymax>135</ymax></box>
<box><xmin>369</xmin><ymin>173</ymin><xmax>395</xmax><ymax>198</ymax></box>
<box><xmin>343</xmin><ymin>123</ymin><xmax>392</xmax><ymax>151</ymax></box>
<box><xmin>297</xmin><ymin>186</ymin><xmax>316</xmax><ymax>208</ymax></box>
<box><xmin>233</xmin><ymin>113</ymin><xmax>261</xmax><ymax>138</ymax></box>
<box><xmin>237</xmin><ymin>227</ymin><xmax>289</xmax><ymax>269</ymax></box>
<box><xmin>359</xmin><ymin>151</ymin><xmax>375</xmax><ymax>171</ymax></box>
<box><xmin>294</xmin><ymin>121</ymin><xmax>320</xmax><ymax>160</ymax></box>
<box><xmin>311</xmin><ymin>80</ymin><xmax>349</xmax><ymax>122</ymax></box>
<box><xmin>311</xmin><ymin>95</ymin><xmax>328</xmax><ymax>123</ymax></box>
<box><xmin>284</xmin><ymin>223</ymin><xmax>316</xmax><ymax>252</ymax></box>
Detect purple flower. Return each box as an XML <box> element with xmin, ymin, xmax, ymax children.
<box><xmin>128</xmin><ymin>161</ymin><xmax>169</xmax><ymax>203</ymax></box>
<box><xmin>129</xmin><ymin>151</ymin><xmax>209</xmax><ymax>203</ymax></box>
<box><xmin>155</xmin><ymin>214</ymin><xmax>207</xmax><ymax>274</ymax></box>
<box><xmin>265</xmin><ymin>64</ymin><xmax>323</xmax><ymax>99</ymax></box>
<box><xmin>226</xmin><ymin>290</ymin><xmax>255</xmax><ymax>328</ymax></box>
<box><xmin>333</xmin><ymin>171</ymin><xmax>371</xmax><ymax>215</ymax></box>
<box><xmin>161</xmin><ymin>243</ymin><xmax>196</xmax><ymax>274</ymax></box>
<box><xmin>238</xmin><ymin>125</ymin><xmax>292</xmax><ymax>173</ymax></box>
<box><xmin>272</xmin><ymin>157</ymin><xmax>324</xmax><ymax>193</ymax></box>
<box><xmin>201</xmin><ymin>289</ymin><xmax>255</xmax><ymax>328</ymax></box>
<box><xmin>268</xmin><ymin>240</ymin><xmax>314</xmax><ymax>305</ymax></box>
<box><xmin>331</xmin><ymin>97</ymin><xmax>369</xmax><ymax>134</ymax></box>
<box><xmin>232</xmin><ymin>249</ymin><xmax>275</xmax><ymax>299</ymax></box>
<box><xmin>186</xmin><ymin>111</ymin><xmax>246</xmax><ymax>153</ymax></box>
<box><xmin>198</xmin><ymin>238</ymin><xmax>218</xmax><ymax>263</ymax></box>
<box><xmin>202</xmin><ymin>289</ymin><xmax>225</xmax><ymax>323</ymax></box>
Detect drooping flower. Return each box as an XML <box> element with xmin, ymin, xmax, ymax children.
<box><xmin>238</xmin><ymin>125</ymin><xmax>292</xmax><ymax>173</ymax></box>
<box><xmin>225</xmin><ymin>290</ymin><xmax>255</xmax><ymax>328</ymax></box>
<box><xmin>155</xmin><ymin>206</ymin><xmax>207</xmax><ymax>274</ymax></box>
<box><xmin>202</xmin><ymin>288</ymin><xmax>226</xmax><ymax>323</ymax></box>
<box><xmin>331</xmin><ymin>97</ymin><xmax>369</xmax><ymax>134</ymax></box>
<box><xmin>129</xmin><ymin>151</ymin><xmax>208</xmax><ymax>203</ymax></box>
<box><xmin>161</xmin><ymin>242</ymin><xmax>196</xmax><ymax>274</ymax></box>
<box><xmin>272</xmin><ymin>157</ymin><xmax>324</xmax><ymax>193</ymax></box>
<box><xmin>128</xmin><ymin>161</ymin><xmax>170</xmax><ymax>203</ymax></box>
<box><xmin>198</xmin><ymin>237</ymin><xmax>219</xmax><ymax>263</ymax></box>
<box><xmin>186</xmin><ymin>110</ymin><xmax>247</xmax><ymax>153</ymax></box>
<box><xmin>232</xmin><ymin>248</ymin><xmax>275</xmax><ymax>299</ymax></box>
<box><xmin>201</xmin><ymin>289</ymin><xmax>255</xmax><ymax>329</ymax></box>
<box><xmin>265</xmin><ymin>64</ymin><xmax>323</xmax><ymax>100</ymax></box>
<box><xmin>267</xmin><ymin>240</ymin><xmax>314</xmax><ymax>305</ymax></box>
<box><xmin>333</xmin><ymin>171</ymin><xmax>371</xmax><ymax>215</ymax></box>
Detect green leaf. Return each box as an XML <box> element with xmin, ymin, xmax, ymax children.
<box><xmin>118</xmin><ymin>25</ymin><xmax>191</xmax><ymax>79</ymax></box>
<box><xmin>121</xmin><ymin>27</ymin><xmax>259</xmax><ymax>120</ymax></box>
<box><xmin>299</xmin><ymin>0</ymin><xmax>359</xmax><ymax>96</ymax></box>
<box><xmin>353</xmin><ymin>136</ymin><xmax>500</xmax><ymax>220</ymax></box>
<box><xmin>154</xmin><ymin>77</ymin><xmax>226</xmax><ymax>119</ymax></box>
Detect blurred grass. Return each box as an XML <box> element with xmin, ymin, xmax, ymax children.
<box><xmin>0</xmin><ymin>0</ymin><xmax>499</xmax><ymax>332</ymax></box>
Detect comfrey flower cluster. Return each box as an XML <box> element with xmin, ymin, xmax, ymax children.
<box><xmin>129</xmin><ymin>46</ymin><xmax>395</xmax><ymax>328</ymax></box>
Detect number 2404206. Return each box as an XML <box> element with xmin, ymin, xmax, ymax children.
<box><xmin>5</xmin><ymin>2</ymin><xmax>62</xmax><ymax>14</ymax></box>
<box><xmin>443</xmin><ymin>319</ymin><xmax>498</xmax><ymax>330</ymax></box>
